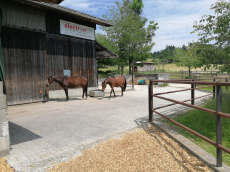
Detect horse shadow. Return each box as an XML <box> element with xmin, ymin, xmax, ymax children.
<box><xmin>43</xmin><ymin>97</ymin><xmax>87</xmax><ymax>103</ymax></box>
<box><xmin>96</xmin><ymin>95</ymin><xmax>122</xmax><ymax>100</ymax></box>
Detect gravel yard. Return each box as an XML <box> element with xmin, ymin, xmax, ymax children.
<box><xmin>49</xmin><ymin>126</ymin><xmax>214</xmax><ymax>172</ymax></box>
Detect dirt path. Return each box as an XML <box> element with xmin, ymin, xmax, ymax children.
<box><xmin>49</xmin><ymin>126</ymin><xmax>214</xmax><ymax>172</ymax></box>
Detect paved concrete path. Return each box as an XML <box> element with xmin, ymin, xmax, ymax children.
<box><xmin>6</xmin><ymin>84</ymin><xmax>211</xmax><ymax>171</ymax></box>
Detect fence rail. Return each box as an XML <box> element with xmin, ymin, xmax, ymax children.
<box><xmin>148</xmin><ymin>79</ymin><xmax>230</xmax><ymax>167</ymax></box>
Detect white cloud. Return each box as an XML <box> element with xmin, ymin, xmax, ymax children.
<box><xmin>143</xmin><ymin>0</ymin><xmax>217</xmax><ymax>51</ymax></box>
<box><xmin>60</xmin><ymin>0</ymin><xmax>114</xmax><ymax>17</ymax></box>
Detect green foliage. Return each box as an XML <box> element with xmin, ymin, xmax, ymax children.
<box><xmin>190</xmin><ymin>0</ymin><xmax>230</xmax><ymax>73</ymax></box>
<box><xmin>129</xmin><ymin>0</ymin><xmax>144</xmax><ymax>15</ymax></box>
<box><xmin>101</xmin><ymin>0</ymin><xmax>159</xmax><ymax>73</ymax></box>
<box><xmin>159</xmin><ymin>83</ymin><xmax>168</xmax><ymax>87</ymax></box>
<box><xmin>174</xmin><ymin>43</ymin><xmax>203</xmax><ymax>75</ymax></box>
<box><xmin>96</xmin><ymin>33</ymin><xmax>118</xmax><ymax>68</ymax></box>
<box><xmin>151</xmin><ymin>45</ymin><xmax>177</xmax><ymax>70</ymax></box>
<box><xmin>184</xmin><ymin>76</ymin><xmax>193</xmax><ymax>79</ymax></box>
<box><xmin>151</xmin><ymin>45</ymin><xmax>176</xmax><ymax>63</ymax></box>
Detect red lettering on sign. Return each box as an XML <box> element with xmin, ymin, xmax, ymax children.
<box><xmin>64</xmin><ymin>22</ymin><xmax>88</xmax><ymax>33</ymax></box>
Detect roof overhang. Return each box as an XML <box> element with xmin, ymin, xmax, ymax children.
<box><xmin>96</xmin><ymin>41</ymin><xmax>118</xmax><ymax>60</ymax></box>
<box><xmin>13</xmin><ymin>0</ymin><xmax>113</xmax><ymax>27</ymax></box>
<box><xmin>32</xmin><ymin>0</ymin><xmax>64</xmax><ymax>4</ymax></box>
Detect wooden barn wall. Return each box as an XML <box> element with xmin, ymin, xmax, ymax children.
<box><xmin>47</xmin><ymin>35</ymin><xmax>96</xmax><ymax>91</ymax></box>
<box><xmin>1</xmin><ymin>27</ymin><xmax>47</xmax><ymax>105</ymax></box>
<box><xmin>0</xmin><ymin>0</ymin><xmax>46</xmax><ymax>31</ymax></box>
<box><xmin>45</xmin><ymin>12</ymin><xmax>96</xmax><ymax>35</ymax></box>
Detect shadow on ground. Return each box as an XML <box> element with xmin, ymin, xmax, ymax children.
<box><xmin>9</xmin><ymin>122</ymin><xmax>42</xmax><ymax>145</ymax></box>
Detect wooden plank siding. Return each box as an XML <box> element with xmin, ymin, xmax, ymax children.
<box><xmin>46</xmin><ymin>35</ymin><xmax>96</xmax><ymax>91</ymax></box>
<box><xmin>1</xmin><ymin>27</ymin><xmax>47</xmax><ymax>105</ymax></box>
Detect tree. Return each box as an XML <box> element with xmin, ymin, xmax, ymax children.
<box><xmin>95</xmin><ymin>33</ymin><xmax>118</xmax><ymax>68</ymax></box>
<box><xmin>129</xmin><ymin>0</ymin><xmax>144</xmax><ymax>15</ymax></box>
<box><xmin>174</xmin><ymin>47</ymin><xmax>199</xmax><ymax>76</ymax></box>
<box><xmin>190</xmin><ymin>0</ymin><xmax>230</xmax><ymax>73</ymax></box>
<box><xmin>101</xmin><ymin>0</ymin><xmax>158</xmax><ymax>73</ymax></box>
<box><xmin>151</xmin><ymin>45</ymin><xmax>176</xmax><ymax>70</ymax></box>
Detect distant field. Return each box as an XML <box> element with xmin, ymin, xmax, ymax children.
<box><xmin>98</xmin><ymin>62</ymin><xmax>220</xmax><ymax>79</ymax></box>
<box><xmin>155</xmin><ymin>63</ymin><xmax>203</xmax><ymax>72</ymax></box>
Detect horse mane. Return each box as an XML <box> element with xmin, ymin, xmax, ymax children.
<box><xmin>103</xmin><ymin>75</ymin><xmax>116</xmax><ymax>83</ymax></box>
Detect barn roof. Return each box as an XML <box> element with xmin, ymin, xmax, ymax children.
<box><xmin>13</xmin><ymin>0</ymin><xmax>113</xmax><ymax>27</ymax></box>
<box><xmin>96</xmin><ymin>41</ymin><xmax>118</xmax><ymax>59</ymax></box>
<box><xmin>32</xmin><ymin>0</ymin><xmax>64</xmax><ymax>4</ymax></box>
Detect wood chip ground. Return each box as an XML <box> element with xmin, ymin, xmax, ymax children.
<box><xmin>0</xmin><ymin>158</ymin><xmax>14</xmax><ymax>172</ymax></box>
<box><xmin>48</xmin><ymin>126</ymin><xmax>214</xmax><ymax>172</ymax></box>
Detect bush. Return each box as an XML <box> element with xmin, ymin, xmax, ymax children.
<box><xmin>185</xmin><ymin>76</ymin><xmax>194</xmax><ymax>79</ymax></box>
<box><xmin>159</xmin><ymin>83</ymin><xmax>168</xmax><ymax>87</ymax></box>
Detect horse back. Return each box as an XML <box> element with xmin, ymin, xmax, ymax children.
<box><xmin>64</xmin><ymin>76</ymin><xmax>87</xmax><ymax>88</ymax></box>
<box><xmin>113</xmin><ymin>76</ymin><xmax>126</xmax><ymax>87</ymax></box>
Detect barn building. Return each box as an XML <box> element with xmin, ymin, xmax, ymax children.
<box><xmin>0</xmin><ymin>0</ymin><xmax>117</xmax><ymax>105</ymax></box>
<box><xmin>134</xmin><ymin>62</ymin><xmax>155</xmax><ymax>72</ymax></box>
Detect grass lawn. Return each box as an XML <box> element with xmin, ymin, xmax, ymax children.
<box><xmin>161</xmin><ymin>90</ymin><xmax>230</xmax><ymax>166</ymax></box>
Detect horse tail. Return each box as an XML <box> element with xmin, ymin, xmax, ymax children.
<box><xmin>124</xmin><ymin>77</ymin><xmax>127</xmax><ymax>92</ymax></box>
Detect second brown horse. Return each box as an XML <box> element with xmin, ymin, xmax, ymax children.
<box><xmin>46</xmin><ymin>75</ymin><xmax>88</xmax><ymax>101</ymax></box>
<box><xmin>102</xmin><ymin>76</ymin><xmax>126</xmax><ymax>97</ymax></box>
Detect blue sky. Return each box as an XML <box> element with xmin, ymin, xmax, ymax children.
<box><xmin>60</xmin><ymin>0</ymin><xmax>218</xmax><ymax>52</ymax></box>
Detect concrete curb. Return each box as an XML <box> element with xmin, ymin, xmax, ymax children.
<box><xmin>0</xmin><ymin>81</ymin><xmax>10</xmax><ymax>159</ymax></box>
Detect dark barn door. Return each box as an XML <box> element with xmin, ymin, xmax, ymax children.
<box><xmin>47</xmin><ymin>35</ymin><xmax>97</xmax><ymax>91</ymax></box>
<box><xmin>0</xmin><ymin>8</ymin><xmax>5</xmax><ymax>93</ymax></box>
<box><xmin>2</xmin><ymin>28</ymin><xmax>47</xmax><ymax>105</ymax></box>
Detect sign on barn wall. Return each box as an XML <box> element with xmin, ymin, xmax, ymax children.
<box><xmin>60</xmin><ymin>19</ymin><xmax>95</xmax><ymax>40</ymax></box>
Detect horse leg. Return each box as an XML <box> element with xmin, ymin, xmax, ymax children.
<box><xmin>110</xmin><ymin>89</ymin><xmax>112</xmax><ymax>97</ymax></box>
<box><xmin>64</xmin><ymin>87</ymin><xmax>69</xmax><ymax>101</ymax></box>
<box><xmin>82</xmin><ymin>87</ymin><xmax>84</xmax><ymax>99</ymax></box>
<box><xmin>120</xmin><ymin>86</ymin><xmax>123</xmax><ymax>96</ymax></box>
<box><xmin>113</xmin><ymin>88</ymin><xmax>116</xmax><ymax>97</ymax></box>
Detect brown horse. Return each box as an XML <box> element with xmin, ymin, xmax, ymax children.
<box><xmin>102</xmin><ymin>76</ymin><xmax>126</xmax><ymax>97</ymax></box>
<box><xmin>46</xmin><ymin>75</ymin><xmax>88</xmax><ymax>101</ymax></box>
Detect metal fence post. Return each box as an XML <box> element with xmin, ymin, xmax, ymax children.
<box><xmin>191</xmin><ymin>81</ymin><xmax>195</xmax><ymax>105</ymax></box>
<box><xmin>216</xmin><ymin>84</ymin><xmax>222</xmax><ymax>167</ymax></box>
<box><xmin>148</xmin><ymin>80</ymin><xmax>153</xmax><ymax>122</ymax></box>
<box><xmin>213</xmin><ymin>79</ymin><xmax>216</xmax><ymax>99</ymax></box>
<box><xmin>225</xmin><ymin>78</ymin><xmax>228</xmax><ymax>91</ymax></box>
<box><xmin>132</xmin><ymin>63</ymin><xmax>134</xmax><ymax>89</ymax></box>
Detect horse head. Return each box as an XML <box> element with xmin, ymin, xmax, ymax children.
<box><xmin>101</xmin><ymin>81</ymin><xmax>107</xmax><ymax>92</ymax></box>
<box><xmin>46</xmin><ymin>75</ymin><xmax>54</xmax><ymax>87</ymax></box>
